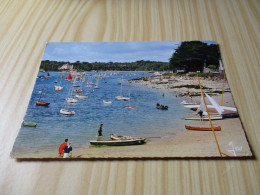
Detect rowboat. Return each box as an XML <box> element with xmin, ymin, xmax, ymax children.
<box><xmin>23</xmin><ymin>122</ymin><xmax>37</xmax><ymax>127</ymax></box>
<box><xmin>185</xmin><ymin>115</ymin><xmax>223</xmax><ymax>121</ymax></box>
<box><xmin>75</xmin><ymin>95</ymin><xmax>88</xmax><ymax>99</ymax></box>
<box><xmin>90</xmin><ymin>138</ymin><xmax>146</xmax><ymax>146</ymax></box>
<box><xmin>103</xmin><ymin>100</ymin><xmax>112</xmax><ymax>104</ymax></box>
<box><xmin>185</xmin><ymin>125</ymin><xmax>221</xmax><ymax>131</ymax></box>
<box><xmin>36</xmin><ymin>101</ymin><xmax>50</xmax><ymax>106</ymax></box>
<box><xmin>60</xmin><ymin>109</ymin><xmax>75</xmax><ymax>115</ymax></box>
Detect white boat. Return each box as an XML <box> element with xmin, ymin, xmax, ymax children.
<box><xmin>60</xmin><ymin>109</ymin><xmax>75</xmax><ymax>115</ymax></box>
<box><xmin>66</xmin><ymin>98</ymin><xmax>78</xmax><ymax>103</ymax></box>
<box><xmin>103</xmin><ymin>100</ymin><xmax>112</xmax><ymax>104</ymax></box>
<box><xmin>116</xmin><ymin>76</ymin><xmax>130</xmax><ymax>101</ymax></box>
<box><xmin>55</xmin><ymin>86</ymin><xmax>63</xmax><ymax>91</ymax></box>
<box><xmin>75</xmin><ymin>95</ymin><xmax>88</xmax><ymax>99</ymax></box>
<box><xmin>185</xmin><ymin>115</ymin><xmax>223</xmax><ymax>121</ymax></box>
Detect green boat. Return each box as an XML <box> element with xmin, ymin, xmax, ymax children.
<box><xmin>23</xmin><ymin>122</ymin><xmax>37</xmax><ymax>127</ymax></box>
<box><xmin>90</xmin><ymin>138</ymin><xmax>146</xmax><ymax>146</ymax></box>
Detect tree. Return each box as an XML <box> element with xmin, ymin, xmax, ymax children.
<box><xmin>169</xmin><ymin>41</ymin><xmax>220</xmax><ymax>72</ymax></box>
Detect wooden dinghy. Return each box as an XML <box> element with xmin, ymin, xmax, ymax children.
<box><xmin>185</xmin><ymin>125</ymin><xmax>221</xmax><ymax>131</ymax></box>
<box><xmin>36</xmin><ymin>101</ymin><xmax>50</xmax><ymax>106</ymax></box>
<box><xmin>90</xmin><ymin>138</ymin><xmax>146</xmax><ymax>146</ymax></box>
<box><xmin>23</xmin><ymin>121</ymin><xmax>37</xmax><ymax>127</ymax></box>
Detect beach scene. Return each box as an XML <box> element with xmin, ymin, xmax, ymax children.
<box><xmin>11</xmin><ymin>41</ymin><xmax>252</xmax><ymax>159</ymax></box>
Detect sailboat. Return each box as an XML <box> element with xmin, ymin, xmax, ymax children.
<box><xmin>36</xmin><ymin>88</ymin><xmax>50</xmax><ymax>106</ymax></box>
<box><xmin>75</xmin><ymin>78</ymin><xmax>88</xmax><ymax>99</ymax></box>
<box><xmin>116</xmin><ymin>76</ymin><xmax>130</xmax><ymax>101</ymax></box>
<box><xmin>125</xmin><ymin>85</ymin><xmax>137</xmax><ymax>109</ymax></box>
<box><xmin>185</xmin><ymin>93</ymin><xmax>223</xmax><ymax>120</ymax></box>
<box><xmin>94</xmin><ymin>76</ymin><xmax>99</xmax><ymax>89</ymax></box>
<box><xmin>75</xmin><ymin>78</ymin><xmax>83</xmax><ymax>93</ymax></box>
<box><xmin>55</xmin><ymin>73</ymin><xmax>63</xmax><ymax>91</ymax></box>
<box><xmin>66</xmin><ymin>85</ymin><xmax>78</xmax><ymax>103</ymax></box>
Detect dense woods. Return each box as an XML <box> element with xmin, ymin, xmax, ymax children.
<box><xmin>40</xmin><ymin>60</ymin><xmax>169</xmax><ymax>72</ymax></box>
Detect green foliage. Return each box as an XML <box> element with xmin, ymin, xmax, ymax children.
<box><xmin>188</xmin><ymin>73</ymin><xmax>216</xmax><ymax>77</ymax></box>
<box><xmin>169</xmin><ymin>41</ymin><xmax>220</xmax><ymax>72</ymax></box>
<box><xmin>39</xmin><ymin>60</ymin><xmax>169</xmax><ymax>71</ymax></box>
<box><xmin>207</xmin><ymin>65</ymin><xmax>217</xmax><ymax>69</ymax></box>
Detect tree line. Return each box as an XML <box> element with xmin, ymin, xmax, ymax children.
<box><xmin>40</xmin><ymin>60</ymin><xmax>169</xmax><ymax>72</ymax></box>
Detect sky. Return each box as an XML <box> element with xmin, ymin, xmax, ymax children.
<box><xmin>42</xmin><ymin>41</ymin><xmax>216</xmax><ymax>63</ymax></box>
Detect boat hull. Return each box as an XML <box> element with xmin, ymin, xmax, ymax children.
<box><xmin>185</xmin><ymin>125</ymin><xmax>221</xmax><ymax>131</ymax></box>
<box><xmin>60</xmin><ymin>109</ymin><xmax>75</xmax><ymax>115</ymax></box>
<box><xmin>90</xmin><ymin>139</ymin><xmax>146</xmax><ymax>146</ymax></box>
<box><xmin>116</xmin><ymin>96</ymin><xmax>130</xmax><ymax>101</ymax></box>
<box><xmin>36</xmin><ymin>101</ymin><xmax>50</xmax><ymax>106</ymax></box>
<box><xmin>185</xmin><ymin>115</ymin><xmax>223</xmax><ymax>121</ymax></box>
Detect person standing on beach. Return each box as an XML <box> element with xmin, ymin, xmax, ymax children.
<box><xmin>58</xmin><ymin>139</ymin><xmax>68</xmax><ymax>157</ymax></box>
<box><xmin>198</xmin><ymin>110</ymin><xmax>203</xmax><ymax>121</ymax></box>
<box><xmin>63</xmin><ymin>142</ymin><xmax>72</xmax><ymax>158</ymax></box>
<box><xmin>98</xmin><ymin>124</ymin><xmax>103</xmax><ymax>136</ymax></box>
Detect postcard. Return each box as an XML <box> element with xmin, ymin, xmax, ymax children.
<box><xmin>11</xmin><ymin>41</ymin><xmax>253</xmax><ymax>159</ymax></box>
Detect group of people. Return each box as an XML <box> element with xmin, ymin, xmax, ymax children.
<box><xmin>58</xmin><ymin>124</ymin><xmax>104</xmax><ymax>158</ymax></box>
<box><xmin>58</xmin><ymin>139</ymin><xmax>72</xmax><ymax>158</ymax></box>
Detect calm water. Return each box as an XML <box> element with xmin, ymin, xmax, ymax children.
<box><xmin>11</xmin><ymin>71</ymin><xmax>191</xmax><ymax>157</ymax></box>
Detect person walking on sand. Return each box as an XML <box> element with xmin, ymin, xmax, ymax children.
<box><xmin>59</xmin><ymin>139</ymin><xmax>68</xmax><ymax>157</ymax></box>
<box><xmin>63</xmin><ymin>142</ymin><xmax>72</xmax><ymax>158</ymax></box>
<box><xmin>98</xmin><ymin>124</ymin><xmax>103</xmax><ymax>136</ymax></box>
<box><xmin>198</xmin><ymin>110</ymin><xmax>203</xmax><ymax>121</ymax></box>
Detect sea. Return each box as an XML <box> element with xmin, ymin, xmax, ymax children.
<box><xmin>11</xmin><ymin>71</ymin><xmax>192</xmax><ymax>158</ymax></box>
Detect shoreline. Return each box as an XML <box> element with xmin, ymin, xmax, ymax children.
<box><xmin>13</xmin><ymin>74</ymin><xmax>252</xmax><ymax>159</ymax></box>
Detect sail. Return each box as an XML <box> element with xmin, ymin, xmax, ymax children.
<box><xmin>198</xmin><ymin>94</ymin><xmax>207</xmax><ymax>115</ymax></box>
<box><xmin>205</xmin><ymin>93</ymin><xmax>224</xmax><ymax>114</ymax></box>
<box><xmin>68</xmin><ymin>73</ymin><xmax>72</xmax><ymax>80</ymax></box>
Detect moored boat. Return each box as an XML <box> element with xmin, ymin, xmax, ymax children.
<box><xmin>75</xmin><ymin>95</ymin><xmax>88</xmax><ymax>99</ymax></box>
<box><xmin>60</xmin><ymin>109</ymin><xmax>75</xmax><ymax>115</ymax></box>
<box><xmin>156</xmin><ymin>103</ymin><xmax>168</xmax><ymax>110</ymax></box>
<box><xmin>103</xmin><ymin>100</ymin><xmax>112</xmax><ymax>104</ymax></box>
<box><xmin>23</xmin><ymin>121</ymin><xmax>37</xmax><ymax>127</ymax></box>
<box><xmin>185</xmin><ymin>125</ymin><xmax>221</xmax><ymax>131</ymax></box>
<box><xmin>66</xmin><ymin>98</ymin><xmax>78</xmax><ymax>103</ymax></box>
<box><xmin>36</xmin><ymin>101</ymin><xmax>50</xmax><ymax>106</ymax></box>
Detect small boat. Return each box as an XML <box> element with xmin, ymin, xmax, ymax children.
<box><xmin>55</xmin><ymin>86</ymin><xmax>63</xmax><ymax>91</ymax></box>
<box><xmin>60</xmin><ymin>109</ymin><xmax>75</xmax><ymax>115</ymax></box>
<box><xmin>36</xmin><ymin>101</ymin><xmax>50</xmax><ymax>106</ymax></box>
<box><xmin>75</xmin><ymin>90</ymin><xmax>82</xmax><ymax>93</ymax></box>
<box><xmin>185</xmin><ymin>115</ymin><xmax>223</xmax><ymax>121</ymax></box>
<box><xmin>75</xmin><ymin>95</ymin><xmax>88</xmax><ymax>99</ymax></box>
<box><xmin>185</xmin><ymin>125</ymin><xmax>221</xmax><ymax>131</ymax></box>
<box><xmin>110</xmin><ymin>134</ymin><xmax>134</xmax><ymax>140</ymax></box>
<box><xmin>125</xmin><ymin>106</ymin><xmax>138</xmax><ymax>109</ymax></box>
<box><xmin>116</xmin><ymin>96</ymin><xmax>130</xmax><ymax>101</ymax></box>
<box><xmin>90</xmin><ymin>138</ymin><xmax>146</xmax><ymax>146</ymax></box>
<box><xmin>66</xmin><ymin>98</ymin><xmax>78</xmax><ymax>103</ymax></box>
<box><xmin>156</xmin><ymin>103</ymin><xmax>168</xmax><ymax>110</ymax></box>
<box><xmin>222</xmin><ymin>113</ymin><xmax>239</xmax><ymax>118</ymax></box>
<box><xmin>23</xmin><ymin>121</ymin><xmax>37</xmax><ymax>127</ymax></box>
<box><xmin>103</xmin><ymin>100</ymin><xmax>112</xmax><ymax>104</ymax></box>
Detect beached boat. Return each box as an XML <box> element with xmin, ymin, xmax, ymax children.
<box><xmin>90</xmin><ymin>138</ymin><xmax>146</xmax><ymax>146</ymax></box>
<box><xmin>185</xmin><ymin>115</ymin><xmax>223</xmax><ymax>121</ymax></box>
<box><xmin>23</xmin><ymin>121</ymin><xmax>37</xmax><ymax>127</ymax></box>
<box><xmin>110</xmin><ymin>134</ymin><xmax>134</xmax><ymax>140</ymax></box>
<box><xmin>185</xmin><ymin>125</ymin><xmax>221</xmax><ymax>131</ymax></box>
<box><xmin>60</xmin><ymin>109</ymin><xmax>75</xmax><ymax>115</ymax></box>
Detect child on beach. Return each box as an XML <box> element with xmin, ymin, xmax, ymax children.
<box><xmin>63</xmin><ymin>142</ymin><xmax>72</xmax><ymax>158</ymax></box>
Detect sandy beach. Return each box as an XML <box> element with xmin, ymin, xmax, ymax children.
<box><xmin>66</xmin><ymin>75</ymin><xmax>251</xmax><ymax>159</ymax></box>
